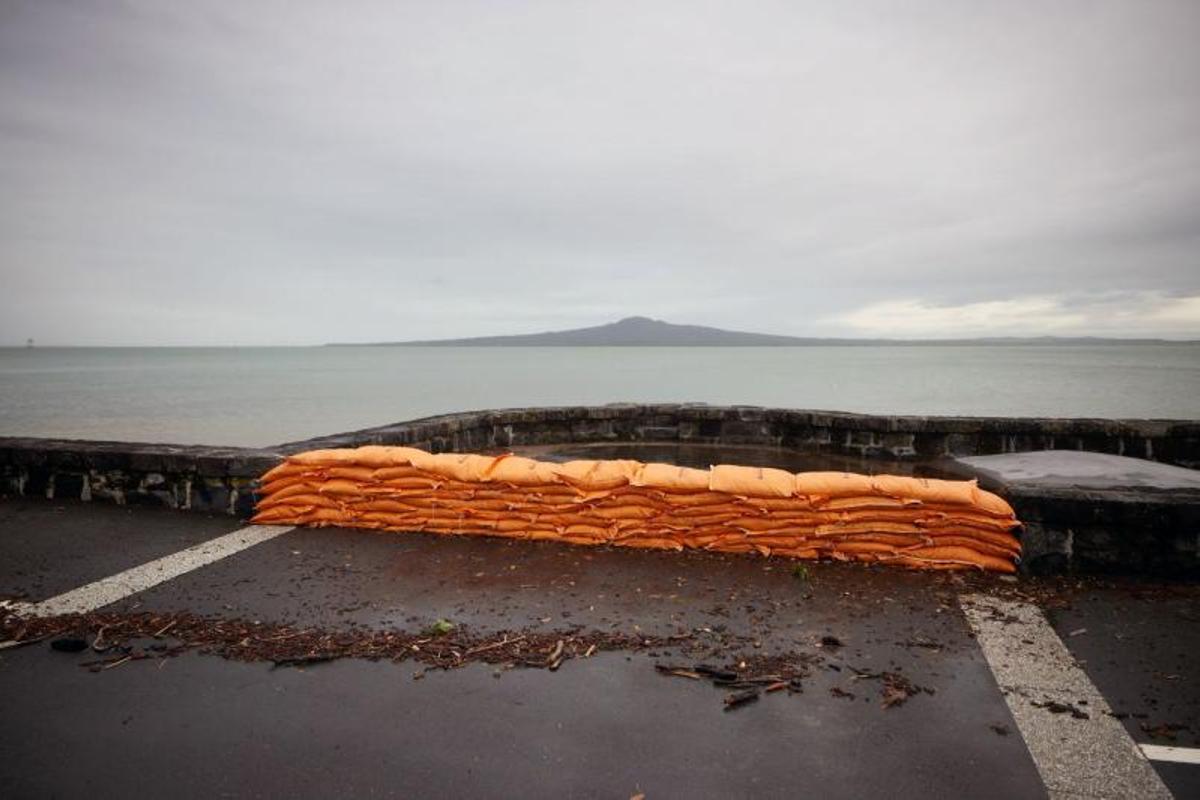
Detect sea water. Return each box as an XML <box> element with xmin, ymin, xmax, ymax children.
<box><xmin>0</xmin><ymin>345</ymin><xmax>1197</xmax><ymax>446</ymax></box>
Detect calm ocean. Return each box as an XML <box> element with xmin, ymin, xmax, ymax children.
<box><xmin>0</xmin><ymin>345</ymin><xmax>1197</xmax><ymax>447</ymax></box>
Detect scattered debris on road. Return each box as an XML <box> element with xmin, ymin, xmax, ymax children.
<box><xmin>723</xmin><ymin>689</ymin><xmax>759</xmax><ymax>710</ymax></box>
<box><xmin>848</xmin><ymin>667</ymin><xmax>934</xmax><ymax>709</ymax></box>
<box><xmin>1140</xmin><ymin>722</ymin><xmax>1191</xmax><ymax>741</ymax></box>
<box><xmin>1031</xmin><ymin>699</ymin><xmax>1090</xmax><ymax>720</ymax></box>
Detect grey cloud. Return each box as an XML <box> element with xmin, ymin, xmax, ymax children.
<box><xmin>1</xmin><ymin>0</ymin><xmax>1198</xmax><ymax>344</ymax></box>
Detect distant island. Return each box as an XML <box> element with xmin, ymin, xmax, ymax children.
<box><xmin>326</xmin><ymin>316</ymin><xmax>1194</xmax><ymax>347</ymax></box>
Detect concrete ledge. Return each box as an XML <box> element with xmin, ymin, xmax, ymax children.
<box><xmin>950</xmin><ymin>452</ymin><xmax>1200</xmax><ymax>577</ymax></box>
<box><xmin>276</xmin><ymin>404</ymin><xmax>1200</xmax><ymax>468</ymax></box>
<box><xmin>0</xmin><ymin>437</ymin><xmax>281</xmax><ymax>517</ymax></box>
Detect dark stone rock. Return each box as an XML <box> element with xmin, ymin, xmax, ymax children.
<box><xmin>50</xmin><ymin>638</ymin><xmax>88</xmax><ymax>653</ymax></box>
<box><xmin>126</xmin><ymin>490</ymin><xmax>170</xmax><ymax>507</ymax></box>
<box><xmin>24</xmin><ymin>466</ymin><xmax>50</xmax><ymax>498</ymax></box>
<box><xmin>52</xmin><ymin>472</ymin><xmax>85</xmax><ymax>500</ymax></box>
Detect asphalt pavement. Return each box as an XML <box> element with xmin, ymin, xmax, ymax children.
<box><xmin>1</xmin><ymin>497</ymin><xmax>1196</xmax><ymax>799</ymax></box>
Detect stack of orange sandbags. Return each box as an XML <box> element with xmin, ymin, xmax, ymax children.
<box><xmin>251</xmin><ymin>446</ymin><xmax>1021</xmax><ymax>573</ymax></box>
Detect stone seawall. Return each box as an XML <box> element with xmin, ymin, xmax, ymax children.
<box><xmin>0</xmin><ymin>437</ymin><xmax>280</xmax><ymax>517</ymax></box>
<box><xmin>1011</xmin><ymin>486</ymin><xmax>1200</xmax><ymax>577</ymax></box>
<box><xmin>279</xmin><ymin>404</ymin><xmax>1200</xmax><ymax>468</ymax></box>
<box><xmin>3</xmin><ymin>404</ymin><xmax>1198</xmax><ymax>576</ymax></box>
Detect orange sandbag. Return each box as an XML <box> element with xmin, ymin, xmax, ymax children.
<box><xmin>817</xmin><ymin>496</ymin><xmax>922</xmax><ymax>511</ymax></box>
<box><xmin>837</xmin><ymin>532</ymin><xmax>931</xmax><ymax>548</ymax></box>
<box><xmin>537</xmin><ymin>512</ymin><xmax>613</xmax><ymax>528</ymax></box>
<box><xmin>792</xmin><ymin>471</ymin><xmax>879</xmax><ymax>498</ymax></box>
<box><xmin>360</xmin><ymin>498</ymin><xmax>423</xmax><ymax>514</ymax></box>
<box><xmin>892</xmin><ymin>546</ymin><xmax>1017</xmax><ymax>574</ymax></box>
<box><xmin>589</xmin><ymin>505</ymin><xmax>660</xmax><ymax>521</ymax></box>
<box><xmin>260</xmin><ymin>461</ymin><xmax>313</xmax><ymax>483</ymax></box>
<box><xmin>318</xmin><ymin>479</ymin><xmax>369</xmax><ymax>497</ymax></box>
<box><xmin>360</xmin><ymin>511</ymin><xmax>423</xmax><ymax>528</ymax></box>
<box><xmin>325</xmin><ymin>466</ymin><xmax>378</xmax><ymax>483</ymax></box>
<box><xmin>253</xmin><ymin>445</ymin><xmax>1020</xmax><ymax>573</ymax></box>
<box><xmin>257</xmin><ymin>492</ymin><xmax>338</xmax><ymax>511</ymax></box>
<box><xmin>922</xmin><ymin>527</ymin><xmax>1022</xmax><ymax>553</ymax></box>
<box><xmin>513</xmin><ymin>483</ymin><xmax>581</xmax><ymax>500</ymax></box>
<box><xmin>670</xmin><ymin>502</ymin><xmax>748</xmax><ymax>518</ymax></box>
<box><xmin>921</xmin><ymin>535</ymin><xmax>1018</xmax><ymax>560</ymax></box>
<box><xmin>737</xmin><ymin>534</ymin><xmax>814</xmax><ymax>548</ymax></box>
<box><xmin>494</xmin><ymin>519</ymin><xmax>559</xmax><ymax>534</ymax></box>
<box><xmin>286</xmin><ymin>448</ymin><xmax>360</xmax><ymax>466</ymax></box>
<box><xmin>554</xmin><ymin>460</ymin><xmax>640</xmax><ymax>491</ymax></box>
<box><xmin>709</xmin><ymin>465</ymin><xmax>796</xmax><ymax>498</ymax></box>
<box><xmin>371</xmin><ymin>466</ymin><xmax>428</xmax><ymax>481</ymax></box>
<box><xmin>632</xmin><ymin>462</ymin><xmax>711</xmax><ymax>492</ymax></box>
<box><xmin>655</xmin><ymin>491</ymin><xmax>732</xmax><ymax>508</ymax></box>
<box><xmin>815</xmin><ymin>521</ymin><xmax>924</xmax><ymax>537</ymax></box>
<box><xmin>326</xmin><ymin>445</ymin><xmax>420</xmax><ymax>468</ymax></box>
<box><xmin>257</xmin><ymin>473</ymin><xmax>314</xmax><ymax>494</ymax></box>
<box><xmin>563</xmin><ymin>523</ymin><xmax>614</xmax><ymax>540</ymax></box>
<box><xmin>972</xmin><ymin>487</ymin><xmax>1016</xmax><ymax>517</ymax></box>
<box><xmin>426</xmin><ymin>453</ymin><xmax>497</xmax><ymax>483</ymax></box>
<box><xmin>251</xmin><ymin>505</ymin><xmax>305</xmax><ymax>523</ymax></box>
<box><xmin>257</xmin><ymin>481</ymin><xmax>323</xmax><ymax>503</ymax></box>
<box><xmin>736</xmin><ymin>496</ymin><xmax>814</xmax><ymax>512</ymax></box>
<box><xmin>831</xmin><ymin>540</ymin><xmax>900</xmax><ymax>557</ymax></box>
<box><xmin>871</xmin><ymin>474</ymin><xmax>977</xmax><ymax>506</ymax></box>
<box><xmin>296</xmin><ymin>507</ymin><xmax>352</xmax><ymax>526</ymax></box>
<box><xmin>617</xmin><ymin>537</ymin><xmax>684</xmax><ymax>551</ymax></box>
<box><xmin>773</xmin><ymin>547</ymin><xmax>822</xmax><ymax>559</ymax></box>
<box><xmin>484</xmin><ymin>455</ymin><xmax>561</xmax><ymax>486</ymax></box>
<box><xmin>732</xmin><ymin>516</ymin><xmax>811</xmax><ymax>533</ymax></box>
<box><xmin>377</xmin><ymin>477</ymin><xmax>442</xmax><ymax>491</ymax></box>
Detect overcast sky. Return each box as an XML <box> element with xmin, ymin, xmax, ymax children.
<box><xmin>2</xmin><ymin>1</ymin><xmax>1198</xmax><ymax>345</ymax></box>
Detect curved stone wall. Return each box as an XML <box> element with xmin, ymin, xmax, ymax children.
<box><xmin>279</xmin><ymin>404</ymin><xmax>1200</xmax><ymax>469</ymax></box>
<box><xmin>2</xmin><ymin>404</ymin><xmax>1197</xmax><ymax>527</ymax></box>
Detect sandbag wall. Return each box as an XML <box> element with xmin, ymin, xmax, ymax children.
<box><xmin>252</xmin><ymin>446</ymin><xmax>1021</xmax><ymax>573</ymax></box>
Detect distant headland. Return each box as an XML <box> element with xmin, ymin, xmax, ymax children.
<box><xmin>325</xmin><ymin>316</ymin><xmax>1195</xmax><ymax>347</ymax></box>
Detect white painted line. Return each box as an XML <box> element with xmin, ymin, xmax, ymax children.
<box><xmin>20</xmin><ymin>525</ymin><xmax>294</xmax><ymax>618</ymax></box>
<box><xmin>1141</xmin><ymin>744</ymin><xmax>1200</xmax><ymax>765</ymax></box>
<box><xmin>0</xmin><ymin>599</ymin><xmax>33</xmax><ymax>615</ymax></box>
<box><xmin>960</xmin><ymin>594</ymin><xmax>1173</xmax><ymax>800</ymax></box>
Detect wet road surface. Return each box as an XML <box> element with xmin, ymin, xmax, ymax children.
<box><xmin>2</xmin><ymin>496</ymin><xmax>1196</xmax><ymax>798</ymax></box>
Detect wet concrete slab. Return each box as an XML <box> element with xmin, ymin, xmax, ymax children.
<box><xmin>0</xmin><ymin>636</ymin><xmax>1043</xmax><ymax>799</ymax></box>
<box><xmin>0</xmin><ymin>498</ymin><xmax>240</xmax><ymax>602</ymax></box>
<box><xmin>1047</xmin><ymin>581</ymin><xmax>1200</xmax><ymax>798</ymax></box>
<box><xmin>956</xmin><ymin>451</ymin><xmax>1200</xmax><ymax>491</ymax></box>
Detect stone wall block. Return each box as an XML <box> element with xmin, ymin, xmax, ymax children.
<box><xmin>1017</xmin><ymin>521</ymin><xmax>1072</xmax><ymax>576</ymax></box>
<box><xmin>944</xmin><ymin>434</ymin><xmax>979</xmax><ymax>457</ymax></box>
<box><xmin>639</xmin><ymin>426</ymin><xmax>680</xmax><ymax>441</ymax></box>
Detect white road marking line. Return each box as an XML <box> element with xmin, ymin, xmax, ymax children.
<box><xmin>960</xmin><ymin>594</ymin><xmax>1173</xmax><ymax>800</ymax></box>
<box><xmin>1141</xmin><ymin>744</ymin><xmax>1200</xmax><ymax>765</ymax></box>
<box><xmin>19</xmin><ymin>525</ymin><xmax>294</xmax><ymax>618</ymax></box>
<box><xmin>0</xmin><ymin>599</ymin><xmax>33</xmax><ymax>615</ymax></box>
